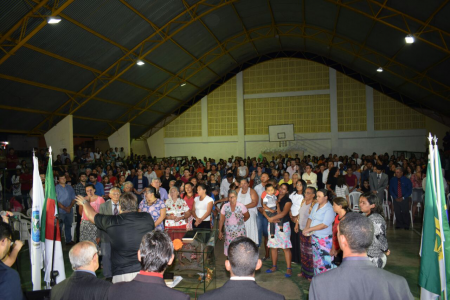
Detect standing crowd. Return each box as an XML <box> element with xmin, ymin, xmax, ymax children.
<box><xmin>2</xmin><ymin>145</ymin><xmax>447</xmax><ymax>299</ymax></box>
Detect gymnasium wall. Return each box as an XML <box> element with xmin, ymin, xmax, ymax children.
<box><xmin>148</xmin><ymin>58</ymin><xmax>442</xmax><ymax>160</ymax></box>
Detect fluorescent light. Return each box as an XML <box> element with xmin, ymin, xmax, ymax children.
<box><xmin>405</xmin><ymin>34</ymin><xmax>415</xmax><ymax>44</ymax></box>
<box><xmin>180</xmin><ymin>82</ymin><xmax>187</xmax><ymax>87</ymax></box>
<box><xmin>136</xmin><ymin>60</ymin><xmax>145</xmax><ymax>66</ymax></box>
<box><xmin>47</xmin><ymin>16</ymin><xmax>61</xmax><ymax>24</ymax></box>
<box><xmin>377</xmin><ymin>67</ymin><xmax>383</xmax><ymax>72</ymax></box>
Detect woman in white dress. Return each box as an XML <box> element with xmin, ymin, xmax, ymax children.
<box><xmin>236</xmin><ymin>178</ymin><xmax>259</xmax><ymax>245</ymax></box>
<box><xmin>289</xmin><ymin>179</ymin><xmax>307</xmax><ymax>264</ymax></box>
<box><xmin>237</xmin><ymin>160</ymin><xmax>249</xmax><ymax>178</ymax></box>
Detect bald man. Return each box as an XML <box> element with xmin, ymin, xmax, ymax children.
<box><xmin>51</xmin><ymin>241</ymin><xmax>111</xmax><ymax>300</ymax></box>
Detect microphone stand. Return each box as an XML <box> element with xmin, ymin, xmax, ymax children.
<box><xmin>49</xmin><ymin>215</ymin><xmax>60</xmax><ymax>287</ymax></box>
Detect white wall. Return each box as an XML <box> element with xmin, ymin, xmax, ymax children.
<box><xmin>146</xmin><ymin>67</ymin><xmax>435</xmax><ymax>159</ymax></box>
<box><xmin>131</xmin><ymin>139</ymin><xmax>150</xmax><ymax>156</ymax></box>
<box><xmin>108</xmin><ymin>123</ymin><xmax>130</xmax><ymax>157</ymax></box>
<box><xmin>44</xmin><ymin>115</ymin><xmax>74</xmax><ymax>159</ymax></box>
<box><xmin>147</xmin><ymin>129</ymin><xmax>165</xmax><ymax>158</ymax></box>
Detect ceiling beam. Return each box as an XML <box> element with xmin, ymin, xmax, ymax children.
<box><xmin>26</xmin><ymin>0</ymin><xmax>201</xmax><ymax>90</ymax></box>
<box><xmin>230</xmin><ymin>3</ymin><xmax>259</xmax><ymax>56</ymax></box>
<box><xmin>15</xmin><ymin>40</ymin><xmax>182</xmax><ymax>106</ymax></box>
<box><xmin>181</xmin><ymin>0</ymin><xmax>238</xmax><ymax>64</ymax></box>
<box><xmin>0</xmin><ymin>0</ymin><xmax>75</xmax><ymax>65</ymax></box>
<box><xmin>133</xmin><ymin>23</ymin><xmax>450</xmax><ymax>138</ymax></box>
<box><xmin>267</xmin><ymin>0</ymin><xmax>283</xmax><ymax>50</ymax></box>
<box><xmin>0</xmin><ymin>104</ymin><xmax>147</xmax><ymax>127</ymax></box>
<box><xmin>325</xmin><ymin>0</ymin><xmax>450</xmax><ymax>55</ymax></box>
<box><xmin>0</xmin><ymin>73</ymin><xmax>166</xmax><ymax>114</ymax></box>
<box><xmin>27</xmin><ymin>0</ymin><xmax>236</xmax><ymax>136</ymax></box>
<box><xmin>118</xmin><ymin>0</ymin><xmax>219</xmax><ymax>78</ymax></box>
<box><xmin>128</xmin><ymin>24</ymin><xmax>449</xmax><ymax>131</ymax></box>
<box><xmin>0</xmin><ymin>0</ymin><xmax>49</xmax><ymax>47</ymax></box>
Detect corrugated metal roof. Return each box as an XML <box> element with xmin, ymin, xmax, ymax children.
<box><xmin>0</xmin><ymin>0</ymin><xmax>449</xmax><ymax>137</ymax></box>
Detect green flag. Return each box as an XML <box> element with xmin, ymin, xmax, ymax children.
<box><xmin>419</xmin><ymin>139</ymin><xmax>450</xmax><ymax>299</ymax></box>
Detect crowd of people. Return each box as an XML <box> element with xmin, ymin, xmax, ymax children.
<box><xmin>2</xmin><ymin>144</ymin><xmax>449</xmax><ymax>299</ymax></box>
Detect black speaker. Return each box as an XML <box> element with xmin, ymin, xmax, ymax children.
<box><xmin>24</xmin><ymin>289</ymin><xmax>51</xmax><ymax>300</ymax></box>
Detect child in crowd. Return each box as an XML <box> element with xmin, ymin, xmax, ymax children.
<box><xmin>262</xmin><ymin>184</ymin><xmax>283</xmax><ymax>238</ymax></box>
<box><xmin>102</xmin><ymin>175</ymin><xmax>113</xmax><ymax>199</ymax></box>
<box><xmin>358</xmin><ymin>180</ymin><xmax>371</xmax><ymax>193</ymax></box>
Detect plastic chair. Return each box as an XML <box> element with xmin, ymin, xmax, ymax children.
<box><xmin>349</xmin><ymin>192</ymin><xmax>362</xmax><ymax>212</ymax></box>
<box><xmin>12</xmin><ymin>212</ymin><xmax>31</xmax><ymax>242</ymax></box>
<box><xmin>383</xmin><ymin>190</ymin><xmax>390</xmax><ymax>220</ymax></box>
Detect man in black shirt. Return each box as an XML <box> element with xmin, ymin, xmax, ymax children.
<box><xmin>0</xmin><ymin>221</ymin><xmax>24</xmax><ymax>300</ymax></box>
<box><xmin>75</xmin><ymin>192</ymin><xmax>155</xmax><ymax>283</ymax></box>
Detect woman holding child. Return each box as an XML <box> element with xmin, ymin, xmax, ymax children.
<box><xmin>264</xmin><ymin>183</ymin><xmax>293</xmax><ymax>278</ymax></box>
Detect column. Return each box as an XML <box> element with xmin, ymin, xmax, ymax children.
<box><xmin>44</xmin><ymin>115</ymin><xmax>74</xmax><ymax>160</ymax></box>
<box><xmin>329</xmin><ymin>68</ymin><xmax>338</xmax><ymax>153</ymax></box>
<box><xmin>201</xmin><ymin>96</ymin><xmax>208</xmax><ymax>142</ymax></box>
<box><xmin>108</xmin><ymin>123</ymin><xmax>130</xmax><ymax>157</ymax></box>
<box><xmin>366</xmin><ymin>86</ymin><xmax>375</xmax><ymax>136</ymax></box>
<box><xmin>236</xmin><ymin>71</ymin><xmax>245</xmax><ymax>157</ymax></box>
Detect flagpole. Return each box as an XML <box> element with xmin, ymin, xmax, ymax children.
<box><xmin>432</xmin><ymin>136</ymin><xmax>448</xmax><ymax>300</ymax></box>
<box><xmin>31</xmin><ymin>150</ymin><xmax>42</xmax><ymax>290</ymax></box>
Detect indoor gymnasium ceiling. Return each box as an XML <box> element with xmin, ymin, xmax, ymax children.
<box><xmin>0</xmin><ymin>0</ymin><xmax>449</xmax><ymax>139</ymax></box>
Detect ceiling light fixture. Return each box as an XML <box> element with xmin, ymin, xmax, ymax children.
<box><xmin>136</xmin><ymin>60</ymin><xmax>145</xmax><ymax>66</ymax></box>
<box><xmin>47</xmin><ymin>16</ymin><xmax>62</xmax><ymax>24</ymax></box>
<box><xmin>377</xmin><ymin>67</ymin><xmax>383</xmax><ymax>72</ymax></box>
<box><xmin>405</xmin><ymin>34</ymin><xmax>415</xmax><ymax>44</ymax></box>
<box><xmin>180</xmin><ymin>82</ymin><xmax>187</xmax><ymax>87</ymax></box>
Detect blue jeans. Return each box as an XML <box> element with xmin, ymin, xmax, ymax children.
<box><xmin>257</xmin><ymin>212</ymin><xmax>268</xmax><ymax>247</ymax></box>
<box><xmin>59</xmin><ymin>212</ymin><xmax>73</xmax><ymax>243</ymax></box>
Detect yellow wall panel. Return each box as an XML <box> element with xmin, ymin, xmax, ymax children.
<box><xmin>373</xmin><ymin>90</ymin><xmax>425</xmax><ymax>130</ymax></box>
<box><xmin>207</xmin><ymin>78</ymin><xmax>237</xmax><ymax>136</ymax></box>
<box><xmin>164</xmin><ymin>102</ymin><xmax>202</xmax><ymax>138</ymax></box>
<box><xmin>244</xmin><ymin>94</ymin><xmax>331</xmax><ymax>135</ymax></box>
<box><xmin>336</xmin><ymin>72</ymin><xmax>367</xmax><ymax>132</ymax></box>
<box><xmin>243</xmin><ymin>58</ymin><xmax>329</xmax><ymax>94</ymax></box>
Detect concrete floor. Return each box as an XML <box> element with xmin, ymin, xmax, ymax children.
<box><xmin>16</xmin><ymin>220</ymin><xmax>421</xmax><ymax>299</ymax></box>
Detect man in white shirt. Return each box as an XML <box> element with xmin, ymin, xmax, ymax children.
<box><xmin>286</xmin><ymin>160</ymin><xmax>299</xmax><ymax>179</ymax></box>
<box><xmin>322</xmin><ymin>161</ymin><xmax>334</xmax><ymax>186</ymax></box>
<box><xmin>220</xmin><ymin>173</ymin><xmax>235</xmax><ymax>199</ymax></box>
<box><xmin>302</xmin><ymin>165</ymin><xmax>317</xmax><ymax>189</ymax></box>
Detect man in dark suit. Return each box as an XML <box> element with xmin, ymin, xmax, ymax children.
<box><xmin>199</xmin><ymin>236</ymin><xmax>284</xmax><ymax>300</ymax></box>
<box><xmin>107</xmin><ymin>230</ymin><xmax>189</xmax><ymax>300</ymax></box>
<box><xmin>75</xmin><ymin>192</ymin><xmax>155</xmax><ymax>283</ymax></box>
<box><xmin>51</xmin><ymin>241</ymin><xmax>111</xmax><ymax>300</ymax></box>
<box><xmin>97</xmin><ymin>187</ymin><xmax>121</xmax><ymax>281</ymax></box>
<box><xmin>361</xmin><ymin>161</ymin><xmax>373</xmax><ymax>183</ymax></box>
<box><xmin>369</xmin><ymin>165</ymin><xmax>388</xmax><ymax>201</ymax></box>
<box><xmin>309</xmin><ymin>212</ymin><xmax>413</xmax><ymax>300</ymax></box>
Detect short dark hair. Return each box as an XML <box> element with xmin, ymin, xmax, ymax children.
<box><xmin>145</xmin><ymin>186</ymin><xmax>160</xmax><ymax>199</ymax></box>
<box><xmin>228</xmin><ymin>236</ymin><xmax>259</xmax><ymax>276</ymax></box>
<box><xmin>0</xmin><ymin>222</ymin><xmax>13</xmax><ymax>241</ymax></box>
<box><xmin>226</xmin><ymin>173</ymin><xmax>234</xmax><ymax>179</ymax></box>
<box><xmin>338</xmin><ymin>212</ymin><xmax>374</xmax><ymax>253</ymax></box>
<box><xmin>119</xmin><ymin>192</ymin><xmax>138</xmax><ymax>212</ymax></box>
<box><xmin>139</xmin><ymin>231</ymin><xmax>173</xmax><ymax>272</ymax></box>
<box><xmin>361</xmin><ymin>192</ymin><xmax>384</xmax><ymax>216</ymax></box>
<box><xmin>85</xmin><ymin>184</ymin><xmax>95</xmax><ymax>191</ymax></box>
<box><xmin>88</xmin><ymin>173</ymin><xmax>97</xmax><ymax>179</ymax></box>
<box><xmin>79</xmin><ymin>172</ymin><xmax>87</xmax><ymax>178</ymax></box>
